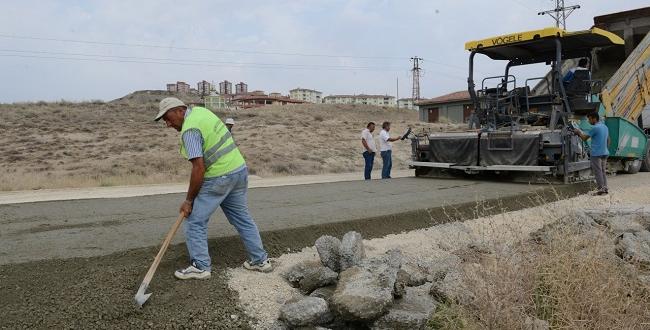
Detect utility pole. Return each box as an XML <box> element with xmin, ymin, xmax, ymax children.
<box><xmin>396</xmin><ymin>76</ymin><xmax>399</xmax><ymax>109</ymax></box>
<box><xmin>538</xmin><ymin>0</ymin><xmax>580</xmax><ymax>30</ymax></box>
<box><xmin>410</xmin><ymin>57</ymin><xmax>423</xmax><ymax>101</ymax></box>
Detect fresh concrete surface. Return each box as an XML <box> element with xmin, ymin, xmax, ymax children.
<box><xmin>1</xmin><ymin>173</ymin><xmax>647</xmax><ymax>265</ymax></box>
<box><xmin>0</xmin><ymin>170</ymin><xmax>413</xmax><ymax>205</ymax></box>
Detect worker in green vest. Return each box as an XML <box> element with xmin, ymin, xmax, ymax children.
<box><xmin>154</xmin><ymin>97</ymin><xmax>272</xmax><ymax>279</ymax></box>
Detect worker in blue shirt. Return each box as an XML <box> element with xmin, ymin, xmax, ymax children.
<box><xmin>574</xmin><ymin>112</ymin><xmax>610</xmax><ymax>195</ymax></box>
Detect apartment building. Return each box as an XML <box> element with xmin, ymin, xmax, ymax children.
<box><xmin>219</xmin><ymin>80</ymin><xmax>233</xmax><ymax>95</ymax></box>
<box><xmin>289</xmin><ymin>88</ymin><xmax>323</xmax><ymax>103</ymax></box>
<box><xmin>397</xmin><ymin>98</ymin><xmax>419</xmax><ymax>110</ymax></box>
<box><xmin>322</xmin><ymin>94</ymin><xmax>396</xmax><ymax>107</ymax></box>
<box><xmin>197</xmin><ymin>80</ymin><xmax>211</xmax><ymax>96</ymax></box>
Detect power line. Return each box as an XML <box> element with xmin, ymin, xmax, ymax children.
<box><xmin>0</xmin><ymin>33</ymin><xmax>479</xmax><ymax>73</ymax></box>
<box><xmin>0</xmin><ymin>34</ymin><xmax>478</xmax><ymax>70</ymax></box>
<box><xmin>0</xmin><ymin>48</ymin><xmax>404</xmax><ymax>70</ymax></box>
<box><xmin>0</xmin><ymin>48</ymin><xmax>472</xmax><ymax>79</ymax></box>
<box><xmin>0</xmin><ymin>33</ymin><xmax>408</xmax><ymax>61</ymax></box>
<box><xmin>0</xmin><ymin>53</ymin><xmax>407</xmax><ymax>72</ymax></box>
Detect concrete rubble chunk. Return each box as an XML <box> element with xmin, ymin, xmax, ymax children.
<box><xmin>399</xmin><ymin>259</ymin><xmax>429</xmax><ymax>286</ymax></box>
<box><xmin>580</xmin><ymin>207</ymin><xmax>650</xmax><ymax>234</ymax></box>
<box><xmin>279</xmin><ymin>297</ymin><xmax>333</xmax><ymax>328</ymax></box>
<box><xmin>531</xmin><ymin>213</ymin><xmax>599</xmax><ymax>245</ymax></box>
<box><xmin>315</xmin><ymin>235</ymin><xmax>342</xmax><ymax>272</ymax></box>
<box><xmin>615</xmin><ymin>230</ymin><xmax>650</xmax><ymax>266</ymax></box>
<box><xmin>285</xmin><ymin>260</ymin><xmax>339</xmax><ymax>294</ymax></box>
<box><xmin>524</xmin><ymin>316</ymin><xmax>550</xmax><ymax>330</ymax></box>
<box><xmin>268</xmin><ymin>320</ymin><xmax>290</xmax><ymax>330</ymax></box>
<box><xmin>309</xmin><ymin>285</ymin><xmax>336</xmax><ymax>303</ymax></box>
<box><xmin>428</xmin><ymin>281</ymin><xmax>449</xmax><ymax>304</ymax></box>
<box><xmin>419</xmin><ymin>254</ymin><xmax>461</xmax><ymax>282</ymax></box>
<box><xmin>331</xmin><ymin>249</ymin><xmax>403</xmax><ymax>321</ymax></box>
<box><xmin>373</xmin><ymin>283</ymin><xmax>436</xmax><ymax>330</ymax></box>
<box><xmin>393</xmin><ymin>269</ymin><xmax>408</xmax><ymax>298</ymax></box>
<box><xmin>429</xmin><ymin>264</ymin><xmax>477</xmax><ymax>306</ymax></box>
<box><xmin>339</xmin><ymin>231</ymin><xmax>365</xmax><ymax>271</ymax></box>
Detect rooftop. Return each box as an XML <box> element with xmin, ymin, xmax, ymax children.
<box><xmin>232</xmin><ymin>94</ymin><xmax>304</xmax><ymax>103</ymax></box>
<box><xmin>290</xmin><ymin>88</ymin><xmax>322</xmax><ymax>93</ymax></box>
<box><xmin>594</xmin><ymin>6</ymin><xmax>650</xmax><ymax>25</ymax></box>
<box><xmin>324</xmin><ymin>94</ymin><xmax>394</xmax><ymax>99</ymax></box>
<box><xmin>416</xmin><ymin>90</ymin><xmax>471</xmax><ymax>106</ymax></box>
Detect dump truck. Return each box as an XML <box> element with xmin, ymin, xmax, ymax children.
<box><xmin>410</xmin><ymin>27</ymin><xmax>650</xmax><ymax>183</ymax></box>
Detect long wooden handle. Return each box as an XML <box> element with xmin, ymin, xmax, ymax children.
<box><xmin>141</xmin><ymin>213</ymin><xmax>185</xmax><ymax>286</ymax></box>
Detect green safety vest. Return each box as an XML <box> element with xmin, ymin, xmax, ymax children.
<box><xmin>179</xmin><ymin>106</ymin><xmax>245</xmax><ymax>177</ymax></box>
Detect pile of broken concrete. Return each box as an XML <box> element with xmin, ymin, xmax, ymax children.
<box><xmin>272</xmin><ymin>231</ymin><xmax>455</xmax><ymax>329</ymax></box>
<box><xmin>578</xmin><ymin>206</ymin><xmax>650</xmax><ymax>267</ymax></box>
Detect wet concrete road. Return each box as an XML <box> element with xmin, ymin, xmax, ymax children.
<box><xmin>0</xmin><ymin>176</ymin><xmax>559</xmax><ymax>264</ymax></box>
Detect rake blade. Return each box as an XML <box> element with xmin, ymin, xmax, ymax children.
<box><xmin>134</xmin><ymin>292</ymin><xmax>152</xmax><ymax>308</ymax></box>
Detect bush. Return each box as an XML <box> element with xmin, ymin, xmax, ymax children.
<box><xmin>431</xmin><ymin>219</ymin><xmax>650</xmax><ymax>329</ymax></box>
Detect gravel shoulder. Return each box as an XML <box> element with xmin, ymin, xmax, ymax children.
<box><xmin>228</xmin><ymin>179</ymin><xmax>650</xmax><ymax>329</ymax></box>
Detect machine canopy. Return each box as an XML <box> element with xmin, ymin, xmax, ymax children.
<box><xmin>464</xmin><ymin>27</ymin><xmax>623</xmax><ymax>64</ymax></box>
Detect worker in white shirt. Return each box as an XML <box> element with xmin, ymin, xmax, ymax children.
<box><xmin>379</xmin><ymin>121</ymin><xmax>401</xmax><ymax>179</ymax></box>
<box><xmin>361</xmin><ymin>122</ymin><xmax>377</xmax><ymax>180</ymax></box>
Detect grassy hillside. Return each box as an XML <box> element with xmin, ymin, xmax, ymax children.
<box><xmin>0</xmin><ymin>94</ymin><xmax>457</xmax><ymax>190</ymax></box>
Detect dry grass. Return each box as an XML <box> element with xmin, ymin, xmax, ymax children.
<box><xmin>430</xmin><ymin>202</ymin><xmax>650</xmax><ymax>330</ymax></box>
<box><xmin>532</xmin><ymin>230</ymin><xmax>649</xmax><ymax>329</ymax></box>
<box><xmin>0</xmin><ymin>91</ymin><xmax>457</xmax><ymax>191</ymax></box>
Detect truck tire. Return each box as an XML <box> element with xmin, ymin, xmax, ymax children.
<box><xmin>641</xmin><ymin>143</ymin><xmax>650</xmax><ymax>172</ymax></box>
<box><xmin>624</xmin><ymin>159</ymin><xmax>642</xmax><ymax>174</ymax></box>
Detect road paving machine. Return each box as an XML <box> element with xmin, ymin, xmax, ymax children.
<box><xmin>410</xmin><ymin>27</ymin><xmax>650</xmax><ymax>183</ymax></box>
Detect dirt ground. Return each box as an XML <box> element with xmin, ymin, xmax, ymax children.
<box><xmin>0</xmin><ymin>90</ymin><xmax>455</xmax><ymax>191</ymax></box>
<box><xmin>0</xmin><ymin>244</ymin><xmax>253</xmax><ymax>329</ymax></box>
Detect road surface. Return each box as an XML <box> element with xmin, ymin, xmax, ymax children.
<box><xmin>0</xmin><ymin>173</ymin><xmax>616</xmax><ymax>265</ymax></box>
<box><xmin>1</xmin><ymin>173</ymin><xmax>648</xmax><ymax>329</ymax></box>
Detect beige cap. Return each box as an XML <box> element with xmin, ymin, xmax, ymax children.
<box><xmin>225</xmin><ymin>118</ymin><xmax>235</xmax><ymax>125</ymax></box>
<box><xmin>154</xmin><ymin>97</ymin><xmax>186</xmax><ymax>121</ymax></box>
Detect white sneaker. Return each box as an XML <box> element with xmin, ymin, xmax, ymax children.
<box><xmin>243</xmin><ymin>259</ymin><xmax>273</xmax><ymax>273</ymax></box>
<box><xmin>174</xmin><ymin>262</ymin><xmax>211</xmax><ymax>280</ymax></box>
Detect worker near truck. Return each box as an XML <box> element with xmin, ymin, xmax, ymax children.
<box><xmin>379</xmin><ymin>121</ymin><xmax>401</xmax><ymax>179</ymax></box>
<box><xmin>154</xmin><ymin>97</ymin><xmax>272</xmax><ymax>280</ymax></box>
<box><xmin>361</xmin><ymin>122</ymin><xmax>377</xmax><ymax>180</ymax></box>
<box><xmin>574</xmin><ymin>112</ymin><xmax>610</xmax><ymax>195</ymax></box>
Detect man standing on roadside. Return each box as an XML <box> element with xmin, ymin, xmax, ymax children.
<box><xmin>154</xmin><ymin>97</ymin><xmax>272</xmax><ymax>280</ymax></box>
<box><xmin>574</xmin><ymin>112</ymin><xmax>610</xmax><ymax>195</ymax></box>
<box><xmin>361</xmin><ymin>122</ymin><xmax>377</xmax><ymax>180</ymax></box>
<box><xmin>379</xmin><ymin>121</ymin><xmax>401</xmax><ymax>179</ymax></box>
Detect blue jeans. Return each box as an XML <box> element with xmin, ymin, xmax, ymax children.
<box><xmin>362</xmin><ymin>151</ymin><xmax>375</xmax><ymax>180</ymax></box>
<box><xmin>184</xmin><ymin>167</ymin><xmax>267</xmax><ymax>271</ymax></box>
<box><xmin>381</xmin><ymin>150</ymin><xmax>392</xmax><ymax>179</ymax></box>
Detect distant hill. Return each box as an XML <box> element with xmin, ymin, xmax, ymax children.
<box><xmin>110</xmin><ymin>90</ymin><xmax>202</xmax><ymax>105</ymax></box>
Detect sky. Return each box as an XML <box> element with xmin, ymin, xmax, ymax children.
<box><xmin>0</xmin><ymin>0</ymin><xmax>647</xmax><ymax>102</ymax></box>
